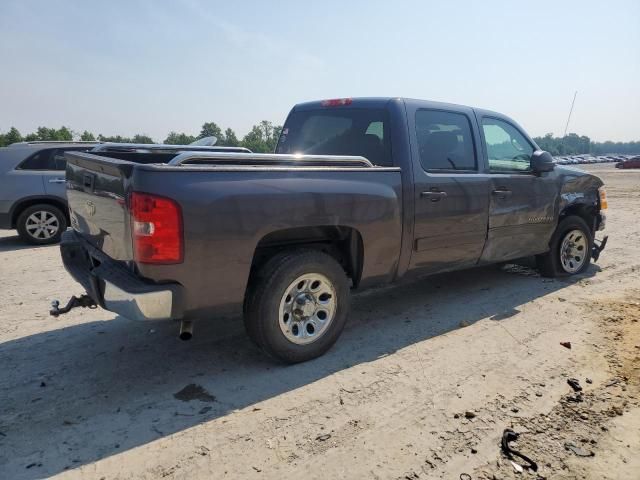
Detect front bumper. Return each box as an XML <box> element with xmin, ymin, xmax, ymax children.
<box><xmin>60</xmin><ymin>230</ymin><xmax>183</xmax><ymax>321</ymax></box>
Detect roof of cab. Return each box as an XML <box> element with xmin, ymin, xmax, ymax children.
<box><xmin>292</xmin><ymin>97</ymin><xmax>507</xmax><ymax>118</ymax></box>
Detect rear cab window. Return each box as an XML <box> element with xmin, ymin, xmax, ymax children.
<box><xmin>276</xmin><ymin>108</ymin><xmax>393</xmax><ymax>166</ymax></box>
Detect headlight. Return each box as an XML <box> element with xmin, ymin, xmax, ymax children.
<box><xmin>598</xmin><ymin>186</ymin><xmax>608</xmax><ymax>210</ymax></box>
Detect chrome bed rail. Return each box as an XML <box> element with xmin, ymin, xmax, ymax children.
<box><xmin>168</xmin><ymin>152</ymin><xmax>374</xmax><ymax>168</ymax></box>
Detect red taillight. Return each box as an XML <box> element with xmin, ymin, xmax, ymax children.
<box><xmin>321</xmin><ymin>98</ymin><xmax>353</xmax><ymax>107</ymax></box>
<box><xmin>129</xmin><ymin>192</ymin><xmax>183</xmax><ymax>264</ymax></box>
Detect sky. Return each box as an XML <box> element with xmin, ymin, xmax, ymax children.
<box><xmin>1</xmin><ymin>0</ymin><xmax>639</xmax><ymax>142</ymax></box>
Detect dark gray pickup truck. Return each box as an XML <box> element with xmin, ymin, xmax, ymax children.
<box><xmin>52</xmin><ymin>97</ymin><xmax>608</xmax><ymax>363</ymax></box>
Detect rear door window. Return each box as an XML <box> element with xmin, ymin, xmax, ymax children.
<box><xmin>276</xmin><ymin>108</ymin><xmax>392</xmax><ymax>166</ymax></box>
<box><xmin>18</xmin><ymin>149</ymin><xmax>56</xmax><ymax>170</ymax></box>
<box><xmin>415</xmin><ymin>110</ymin><xmax>477</xmax><ymax>172</ymax></box>
<box><xmin>18</xmin><ymin>147</ymin><xmax>92</xmax><ymax>171</ymax></box>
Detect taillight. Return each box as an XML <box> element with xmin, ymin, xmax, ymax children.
<box><xmin>321</xmin><ymin>98</ymin><xmax>353</xmax><ymax>107</ymax></box>
<box><xmin>129</xmin><ymin>192</ymin><xmax>183</xmax><ymax>264</ymax></box>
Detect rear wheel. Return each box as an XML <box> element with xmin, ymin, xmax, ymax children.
<box><xmin>536</xmin><ymin>215</ymin><xmax>592</xmax><ymax>277</ymax></box>
<box><xmin>16</xmin><ymin>204</ymin><xmax>67</xmax><ymax>245</ymax></box>
<box><xmin>244</xmin><ymin>250</ymin><xmax>350</xmax><ymax>363</ymax></box>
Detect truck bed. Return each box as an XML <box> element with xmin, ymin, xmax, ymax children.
<box><xmin>64</xmin><ymin>150</ymin><xmax>403</xmax><ymax>318</ymax></box>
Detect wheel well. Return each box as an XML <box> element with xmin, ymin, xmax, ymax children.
<box><xmin>11</xmin><ymin>198</ymin><xmax>69</xmax><ymax>228</ymax></box>
<box><xmin>560</xmin><ymin>203</ymin><xmax>597</xmax><ymax>233</ymax></box>
<box><xmin>249</xmin><ymin>226</ymin><xmax>364</xmax><ymax>287</ymax></box>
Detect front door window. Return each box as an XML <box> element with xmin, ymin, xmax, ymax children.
<box><xmin>482</xmin><ymin>118</ymin><xmax>534</xmax><ymax>172</ymax></box>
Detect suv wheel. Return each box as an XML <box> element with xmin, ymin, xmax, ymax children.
<box><xmin>244</xmin><ymin>250</ymin><xmax>350</xmax><ymax>363</ymax></box>
<box><xmin>536</xmin><ymin>215</ymin><xmax>593</xmax><ymax>277</ymax></box>
<box><xmin>16</xmin><ymin>204</ymin><xmax>67</xmax><ymax>245</ymax></box>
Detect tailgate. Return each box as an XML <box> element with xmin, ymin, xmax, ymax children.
<box><xmin>65</xmin><ymin>151</ymin><xmax>134</xmax><ymax>261</ymax></box>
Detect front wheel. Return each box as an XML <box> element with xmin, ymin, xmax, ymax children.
<box><xmin>244</xmin><ymin>250</ymin><xmax>350</xmax><ymax>363</ymax></box>
<box><xmin>536</xmin><ymin>215</ymin><xmax>593</xmax><ymax>277</ymax></box>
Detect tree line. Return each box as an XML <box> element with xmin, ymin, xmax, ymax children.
<box><xmin>0</xmin><ymin>120</ymin><xmax>282</xmax><ymax>153</ymax></box>
<box><xmin>1</xmin><ymin>123</ymin><xmax>638</xmax><ymax>156</ymax></box>
<box><xmin>532</xmin><ymin>133</ymin><xmax>639</xmax><ymax>156</ymax></box>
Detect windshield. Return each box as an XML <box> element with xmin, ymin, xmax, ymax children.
<box><xmin>276</xmin><ymin>108</ymin><xmax>392</xmax><ymax>166</ymax></box>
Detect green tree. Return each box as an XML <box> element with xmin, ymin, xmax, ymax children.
<box><xmin>56</xmin><ymin>126</ymin><xmax>73</xmax><ymax>141</ymax></box>
<box><xmin>198</xmin><ymin>122</ymin><xmax>223</xmax><ymax>142</ymax></box>
<box><xmin>80</xmin><ymin>130</ymin><xmax>96</xmax><ymax>141</ymax></box>
<box><xmin>132</xmin><ymin>134</ymin><xmax>154</xmax><ymax>144</ymax></box>
<box><xmin>241</xmin><ymin>121</ymin><xmax>282</xmax><ymax>153</ymax></box>
<box><xmin>164</xmin><ymin>132</ymin><xmax>196</xmax><ymax>145</ymax></box>
<box><xmin>5</xmin><ymin>127</ymin><xmax>22</xmax><ymax>145</ymax></box>
<box><xmin>222</xmin><ymin>127</ymin><xmax>239</xmax><ymax>147</ymax></box>
<box><xmin>98</xmin><ymin>134</ymin><xmax>130</xmax><ymax>143</ymax></box>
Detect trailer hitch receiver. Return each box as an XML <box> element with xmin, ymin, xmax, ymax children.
<box><xmin>50</xmin><ymin>295</ymin><xmax>97</xmax><ymax>317</ymax></box>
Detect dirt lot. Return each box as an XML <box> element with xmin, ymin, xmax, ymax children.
<box><xmin>0</xmin><ymin>164</ymin><xmax>638</xmax><ymax>480</ymax></box>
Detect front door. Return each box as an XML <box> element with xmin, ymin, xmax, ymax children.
<box><xmin>478</xmin><ymin>117</ymin><xmax>557</xmax><ymax>262</ymax></box>
<box><xmin>409</xmin><ymin>107</ymin><xmax>490</xmax><ymax>273</ymax></box>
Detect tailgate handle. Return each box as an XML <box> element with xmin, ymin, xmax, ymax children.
<box><xmin>83</xmin><ymin>173</ymin><xmax>95</xmax><ymax>191</ymax></box>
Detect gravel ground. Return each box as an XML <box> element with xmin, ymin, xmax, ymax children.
<box><xmin>0</xmin><ymin>164</ymin><xmax>638</xmax><ymax>480</ymax></box>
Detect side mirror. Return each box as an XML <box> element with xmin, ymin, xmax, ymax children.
<box><xmin>530</xmin><ymin>150</ymin><xmax>555</xmax><ymax>173</ymax></box>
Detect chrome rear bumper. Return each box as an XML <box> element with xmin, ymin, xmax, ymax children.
<box><xmin>59</xmin><ymin>230</ymin><xmax>183</xmax><ymax>321</ymax></box>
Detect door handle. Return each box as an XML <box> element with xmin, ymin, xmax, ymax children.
<box><xmin>421</xmin><ymin>190</ymin><xmax>447</xmax><ymax>201</ymax></box>
<box><xmin>492</xmin><ymin>188</ymin><xmax>512</xmax><ymax>198</ymax></box>
<box><xmin>48</xmin><ymin>178</ymin><xmax>66</xmax><ymax>184</ymax></box>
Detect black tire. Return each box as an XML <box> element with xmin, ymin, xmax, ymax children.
<box><xmin>244</xmin><ymin>249</ymin><xmax>350</xmax><ymax>363</ymax></box>
<box><xmin>536</xmin><ymin>215</ymin><xmax>593</xmax><ymax>277</ymax></box>
<box><xmin>16</xmin><ymin>204</ymin><xmax>67</xmax><ymax>245</ymax></box>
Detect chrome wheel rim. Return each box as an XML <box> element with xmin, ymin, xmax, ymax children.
<box><xmin>560</xmin><ymin>229</ymin><xmax>588</xmax><ymax>273</ymax></box>
<box><xmin>278</xmin><ymin>273</ymin><xmax>337</xmax><ymax>345</ymax></box>
<box><xmin>25</xmin><ymin>211</ymin><xmax>59</xmax><ymax>240</ymax></box>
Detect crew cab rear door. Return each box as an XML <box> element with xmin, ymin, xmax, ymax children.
<box><xmin>407</xmin><ymin>104</ymin><xmax>490</xmax><ymax>273</ymax></box>
<box><xmin>477</xmin><ymin>115</ymin><xmax>557</xmax><ymax>262</ymax></box>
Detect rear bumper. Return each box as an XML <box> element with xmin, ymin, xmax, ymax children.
<box><xmin>60</xmin><ymin>230</ymin><xmax>184</xmax><ymax>321</ymax></box>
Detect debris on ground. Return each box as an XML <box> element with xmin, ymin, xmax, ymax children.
<box><xmin>464</xmin><ymin>411</ymin><xmax>476</xmax><ymax>419</ymax></box>
<box><xmin>567</xmin><ymin>378</ymin><xmax>583</xmax><ymax>392</ymax></box>
<box><xmin>501</xmin><ymin>429</ymin><xmax>538</xmax><ymax>472</ymax></box>
<box><xmin>564</xmin><ymin>441</ymin><xmax>595</xmax><ymax>457</ymax></box>
<box><xmin>560</xmin><ymin>341</ymin><xmax>572</xmax><ymax>349</ymax></box>
<box><xmin>510</xmin><ymin>460</ymin><xmax>523</xmax><ymax>473</ymax></box>
<box><xmin>173</xmin><ymin>384</ymin><xmax>216</xmax><ymax>403</ymax></box>
<box><xmin>315</xmin><ymin>434</ymin><xmax>331</xmax><ymax>441</ymax></box>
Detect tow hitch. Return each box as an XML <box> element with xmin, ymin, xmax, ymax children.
<box><xmin>592</xmin><ymin>235</ymin><xmax>608</xmax><ymax>262</ymax></box>
<box><xmin>50</xmin><ymin>295</ymin><xmax>97</xmax><ymax>317</ymax></box>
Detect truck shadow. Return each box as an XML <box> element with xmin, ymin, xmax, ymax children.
<box><xmin>0</xmin><ymin>234</ymin><xmax>56</xmax><ymax>253</ymax></box>
<box><xmin>0</xmin><ymin>262</ymin><xmax>599</xmax><ymax>478</ymax></box>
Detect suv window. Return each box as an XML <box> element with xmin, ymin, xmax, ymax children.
<box><xmin>19</xmin><ymin>149</ymin><xmax>56</xmax><ymax>170</ymax></box>
<box><xmin>276</xmin><ymin>108</ymin><xmax>392</xmax><ymax>166</ymax></box>
<box><xmin>51</xmin><ymin>149</ymin><xmax>68</xmax><ymax>170</ymax></box>
<box><xmin>18</xmin><ymin>147</ymin><xmax>91</xmax><ymax>171</ymax></box>
<box><xmin>481</xmin><ymin>118</ymin><xmax>534</xmax><ymax>172</ymax></box>
<box><xmin>415</xmin><ymin>110</ymin><xmax>476</xmax><ymax>172</ymax></box>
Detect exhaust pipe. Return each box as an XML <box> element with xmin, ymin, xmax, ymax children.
<box><xmin>179</xmin><ymin>320</ymin><xmax>193</xmax><ymax>341</ymax></box>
